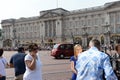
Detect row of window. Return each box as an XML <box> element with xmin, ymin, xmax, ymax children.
<box><xmin>2</xmin><ymin>12</ymin><xmax>120</xmax><ymax>41</ymax></box>
<box><xmin>110</xmin><ymin>12</ymin><xmax>120</xmax><ymax>24</ymax></box>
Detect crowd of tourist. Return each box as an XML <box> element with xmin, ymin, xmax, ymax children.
<box><xmin>0</xmin><ymin>39</ymin><xmax>120</xmax><ymax>80</ymax></box>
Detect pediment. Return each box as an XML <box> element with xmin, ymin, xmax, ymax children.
<box><xmin>40</xmin><ymin>12</ymin><xmax>61</xmax><ymax>18</ymax></box>
<box><xmin>104</xmin><ymin>1</ymin><xmax>120</xmax><ymax>9</ymax></box>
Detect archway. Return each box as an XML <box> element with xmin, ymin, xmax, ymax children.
<box><xmin>111</xmin><ymin>35</ymin><xmax>120</xmax><ymax>44</ymax></box>
<box><xmin>3</xmin><ymin>39</ymin><xmax>12</xmax><ymax>47</ymax></box>
<box><xmin>74</xmin><ymin>37</ymin><xmax>82</xmax><ymax>45</ymax></box>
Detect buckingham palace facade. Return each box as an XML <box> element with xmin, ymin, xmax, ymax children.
<box><xmin>1</xmin><ymin>1</ymin><xmax>120</xmax><ymax>48</ymax></box>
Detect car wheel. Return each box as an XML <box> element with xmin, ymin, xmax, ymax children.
<box><xmin>60</xmin><ymin>54</ymin><xmax>64</xmax><ymax>59</ymax></box>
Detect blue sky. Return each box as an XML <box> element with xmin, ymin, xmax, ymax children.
<box><xmin>0</xmin><ymin>0</ymin><xmax>118</xmax><ymax>24</ymax></box>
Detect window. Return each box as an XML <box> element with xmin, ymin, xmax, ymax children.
<box><xmin>53</xmin><ymin>44</ymin><xmax>59</xmax><ymax>49</ymax></box>
<box><xmin>65</xmin><ymin>44</ymin><xmax>73</xmax><ymax>50</ymax></box>
<box><xmin>87</xmin><ymin>19</ymin><xmax>89</xmax><ymax>26</ymax></box>
<box><xmin>101</xmin><ymin>18</ymin><xmax>105</xmax><ymax>24</ymax></box>
<box><xmin>59</xmin><ymin>45</ymin><xmax>65</xmax><ymax>50</ymax></box>
<box><xmin>81</xmin><ymin>20</ymin><xmax>84</xmax><ymax>26</ymax></box>
<box><xmin>116</xmin><ymin>12</ymin><xmax>120</xmax><ymax>23</ymax></box>
<box><xmin>110</xmin><ymin>13</ymin><xmax>114</xmax><ymax>24</ymax></box>
<box><xmin>95</xmin><ymin>18</ymin><xmax>99</xmax><ymax>25</ymax></box>
<box><xmin>116</xmin><ymin>25</ymin><xmax>120</xmax><ymax>33</ymax></box>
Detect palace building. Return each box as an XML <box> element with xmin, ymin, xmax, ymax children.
<box><xmin>1</xmin><ymin>1</ymin><xmax>120</xmax><ymax>48</ymax></box>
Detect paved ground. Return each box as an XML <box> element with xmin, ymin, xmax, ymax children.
<box><xmin>3</xmin><ymin>50</ymin><xmax>72</xmax><ymax>80</ymax></box>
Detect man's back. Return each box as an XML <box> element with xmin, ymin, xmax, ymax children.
<box><xmin>10</xmin><ymin>52</ymin><xmax>26</xmax><ymax>76</ymax></box>
<box><xmin>76</xmin><ymin>47</ymin><xmax>118</xmax><ymax>80</ymax></box>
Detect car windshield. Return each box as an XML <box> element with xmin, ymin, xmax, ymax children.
<box><xmin>53</xmin><ymin>44</ymin><xmax>59</xmax><ymax>49</ymax></box>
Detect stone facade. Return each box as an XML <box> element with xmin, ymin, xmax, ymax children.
<box><xmin>1</xmin><ymin>1</ymin><xmax>120</xmax><ymax>48</ymax></box>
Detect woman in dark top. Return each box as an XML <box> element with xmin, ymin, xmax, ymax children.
<box><xmin>70</xmin><ymin>44</ymin><xmax>82</xmax><ymax>80</ymax></box>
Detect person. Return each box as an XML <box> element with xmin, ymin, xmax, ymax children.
<box><xmin>0</xmin><ymin>48</ymin><xmax>8</xmax><ymax>80</ymax></box>
<box><xmin>23</xmin><ymin>43</ymin><xmax>42</xmax><ymax>80</ymax></box>
<box><xmin>76</xmin><ymin>39</ymin><xmax>118</xmax><ymax>80</ymax></box>
<box><xmin>70</xmin><ymin>44</ymin><xmax>82</xmax><ymax>80</ymax></box>
<box><xmin>10</xmin><ymin>47</ymin><xmax>26</xmax><ymax>80</ymax></box>
<box><xmin>114</xmin><ymin>44</ymin><xmax>120</xmax><ymax>79</ymax></box>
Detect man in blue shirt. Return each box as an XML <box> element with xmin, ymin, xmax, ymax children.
<box><xmin>10</xmin><ymin>47</ymin><xmax>26</xmax><ymax>80</ymax></box>
<box><xmin>76</xmin><ymin>39</ymin><xmax>118</xmax><ymax>80</ymax></box>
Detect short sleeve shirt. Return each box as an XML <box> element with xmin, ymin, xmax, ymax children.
<box><xmin>70</xmin><ymin>56</ymin><xmax>77</xmax><ymax>66</ymax></box>
<box><xmin>70</xmin><ymin>56</ymin><xmax>77</xmax><ymax>80</ymax></box>
<box><xmin>10</xmin><ymin>53</ymin><xmax>26</xmax><ymax>76</ymax></box>
<box><xmin>0</xmin><ymin>57</ymin><xmax>7</xmax><ymax>76</ymax></box>
<box><xmin>23</xmin><ymin>53</ymin><xmax>42</xmax><ymax>80</ymax></box>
